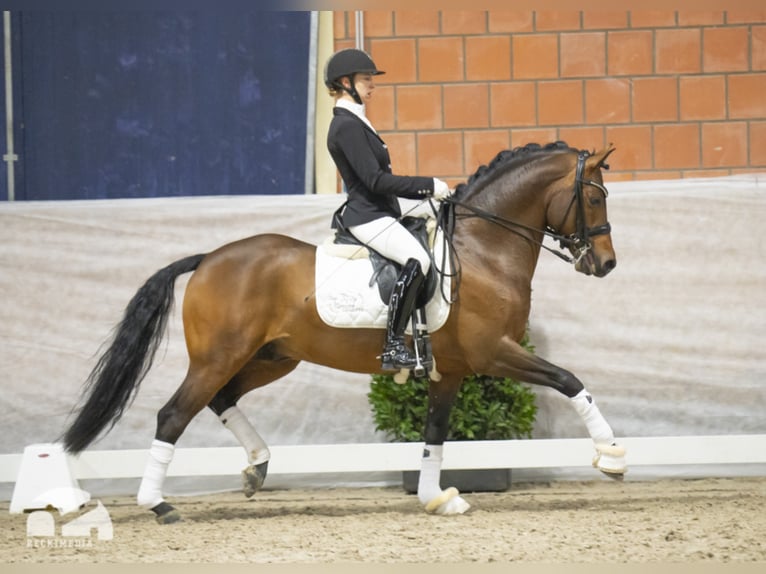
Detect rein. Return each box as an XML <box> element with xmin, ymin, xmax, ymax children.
<box><xmin>442</xmin><ymin>150</ymin><xmax>611</xmax><ymax>266</ymax></box>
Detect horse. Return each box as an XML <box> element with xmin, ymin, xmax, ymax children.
<box><xmin>62</xmin><ymin>141</ymin><xmax>626</xmax><ymax>523</ymax></box>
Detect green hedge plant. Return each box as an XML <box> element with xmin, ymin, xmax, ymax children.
<box><xmin>368</xmin><ymin>334</ymin><xmax>537</xmax><ymax>442</ymax></box>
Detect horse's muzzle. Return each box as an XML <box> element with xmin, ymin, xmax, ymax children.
<box><xmin>575</xmin><ymin>250</ymin><xmax>616</xmax><ymax>277</ymax></box>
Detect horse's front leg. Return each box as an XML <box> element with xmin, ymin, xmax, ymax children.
<box><xmin>488</xmin><ymin>336</ymin><xmax>626</xmax><ymax>478</ymax></box>
<box><xmin>417</xmin><ymin>375</ymin><xmax>471</xmax><ymax>515</ymax></box>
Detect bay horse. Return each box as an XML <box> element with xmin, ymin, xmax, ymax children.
<box><xmin>62</xmin><ymin>141</ymin><xmax>626</xmax><ymax>523</ymax></box>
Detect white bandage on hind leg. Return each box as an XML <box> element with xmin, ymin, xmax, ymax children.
<box><xmin>570</xmin><ymin>389</ymin><xmax>615</xmax><ymax>446</ymax></box>
<box><xmin>220</xmin><ymin>406</ymin><xmax>270</xmax><ymax>465</ymax></box>
<box><xmin>417</xmin><ymin>444</ymin><xmax>444</xmax><ymax>506</ymax></box>
<box><xmin>136</xmin><ymin>439</ymin><xmax>174</xmax><ymax>509</ymax></box>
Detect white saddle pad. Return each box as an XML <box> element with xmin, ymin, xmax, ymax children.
<box><xmin>314</xmin><ymin>232</ymin><xmax>452</xmax><ymax>333</ymax></box>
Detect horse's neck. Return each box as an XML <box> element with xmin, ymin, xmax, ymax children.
<box><xmin>456</xmin><ymin>178</ymin><xmax>548</xmax><ymax>279</ymax></box>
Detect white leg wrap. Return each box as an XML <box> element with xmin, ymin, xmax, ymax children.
<box><xmin>136</xmin><ymin>439</ymin><xmax>174</xmax><ymax>509</ymax></box>
<box><xmin>220</xmin><ymin>406</ymin><xmax>270</xmax><ymax>465</ymax></box>
<box><xmin>417</xmin><ymin>444</ymin><xmax>443</xmax><ymax>505</ymax></box>
<box><xmin>417</xmin><ymin>445</ymin><xmax>471</xmax><ymax>515</ymax></box>
<box><xmin>570</xmin><ymin>389</ymin><xmax>615</xmax><ymax>446</ymax></box>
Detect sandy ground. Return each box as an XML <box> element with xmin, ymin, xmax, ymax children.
<box><xmin>2</xmin><ymin>477</ymin><xmax>765</xmax><ymax>564</ymax></box>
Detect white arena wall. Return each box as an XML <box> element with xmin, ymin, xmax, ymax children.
<box><xmin>1</xmin><ymin>175</ymin><xmax>764</xmax><ymax>498</ymax></box>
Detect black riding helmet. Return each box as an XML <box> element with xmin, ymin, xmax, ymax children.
<box><xmin>324</xmin><ymin>48</ymin><xmax>385</xmax><ymax>104</ymax></box>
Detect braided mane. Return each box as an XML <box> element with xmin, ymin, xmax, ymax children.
<box><xmin>454</xmin><ymin>140</ymin><xmax>581</xmax><ymax>198</ymax></box>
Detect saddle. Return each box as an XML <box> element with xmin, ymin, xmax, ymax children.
<box><xmin>331</xmin><ymin>214</ymin><xmax>438</xmax><ymax>307</ymax></box>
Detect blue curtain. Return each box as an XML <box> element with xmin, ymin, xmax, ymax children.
<box><xmin>9</xmin><ymin>11</ymin><xmax>310</xmax><ymax>200</ymax></box>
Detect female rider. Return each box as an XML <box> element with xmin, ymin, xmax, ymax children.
<box><xmin>324</xmin><ymin>48</ymin><xmax>453</xmax><ymax>371</ymax></box>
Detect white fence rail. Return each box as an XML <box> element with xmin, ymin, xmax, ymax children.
<box><xmin>2</xmin><ymin>435</ymin><xmax>765</xmax><ymax>484</ymax></box>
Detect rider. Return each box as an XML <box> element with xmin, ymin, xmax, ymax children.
<box><xmin>324</xmin><ymin>48</ymin><xmax>454</xmax><ymax>371</ymax></box>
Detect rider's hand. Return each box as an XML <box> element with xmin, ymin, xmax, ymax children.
<box><xmin>432</xmin><ymin>178</ymin><xmax>454</xmax><ymax>201</ymax></box>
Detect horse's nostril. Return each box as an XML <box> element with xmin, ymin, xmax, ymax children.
<box><xmin>603</xmin><ymin>259</ymin><xmax>616</xmax><ymax>272</ymax></box>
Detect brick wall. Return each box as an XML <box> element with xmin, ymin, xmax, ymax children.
<box><xmin>332</xmin><ymin>10</ymin><xmax>766</xmax><ymax>185</ymax></box>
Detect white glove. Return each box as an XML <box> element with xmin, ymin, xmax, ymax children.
<box><xmin>432</xmin><ymin>178</ymin><xmax>454</xmax><ymax>201</ymax></box>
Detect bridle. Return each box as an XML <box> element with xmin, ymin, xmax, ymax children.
<box><xmin>549</xmin><ymin>150</ymin><xmax>612</xmax><ymax>264</ymax></box>
<box><xmin>442</xmin><ymin>150</ymin><xmax>611</xmax><ymax>266</ymax></box>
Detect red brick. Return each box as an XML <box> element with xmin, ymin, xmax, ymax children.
<box><xmin>417</xmin><ymin>131</ymin><xmax>464</xmax><ymax>177</ymax></box>
<box><xmin>464</xmin><ymin>130</ymin><xmax>510</xmax><ymax>172</ymax></box>
<box><xmin>333</xmin><ymin>39</ymin><xmax>354</xmax><ymax>53</ymax></box>
<box><xmin>513</xmin><ymin>34</ymin><xmax>559</xmax><ymax>79</ymax></box>
<box><xmin>466</xmin><ymin>36</ymin><xmax>511</xmax><ymax>81</ymax></box>
<box><xmin>606</xmin><ymin>171</ymin><xmax>636</xmax><ymax>182</ymax></box>
<box><xmin>605</xmin><ymin>126</ymin><xmax>653</xmax><ymax>170</ymax></box>
<box><xmin>442</xmin><ymin>11</ymin><xmax>487</xmax><ymax>34</ymax></box>
<box><xmin>363</xmin><ymin>11</ymin><xmax>394</xmax><ymax>37</ymax></box>
<box><xmin>366</xmin><ymin>85</ymin><xmax>395</xmax><ymax>131</ymax></box>
<box><xmin>751</xmin><ymin>121</ymin><xmax>766</xmax><ymax>166</ymax></box>
<box><xmin>633</xmin><ymin>77</ymin><xmax>678</xmax><ymax>122</ymax></box>
<box><xmin>728</xmin><ymin>74</ymin><xmax>766</xmax><ymax>119</ymax></box>
<box><xmin>561</xmin><ymin>32</ymin><xmax>606</xmax><ymax>78</ymax></box>
<box><xmin>703</xmin><ymin>27</ymin><xmax>749</xmax><ymax>72</ymax></box>
<box><xmin>396</xmin><ymin>85</ymin><xmax>442</xmax><ymax>130</ymax></box>
<box><xmin>510</xmin><ymin>128</ymin><xmax>558</xmax><ymax>149</ymax></box>
<box><xmin>727</xmin><ymin>11</ymin><xmax>766</xmax><ymax>24</ymax></box>
<box><xmin>333</xmin><ymin>12</ymin><xmax>348</xmax><ymax>40</ymax></box>
<box><xmin>370</xmin><ymin>39</ymin><xmax>417</xmax><ymax>84</ymax></box>
<box><xmin>637</xmin><ymin>170</ymin><xmax>682</xmax><ymax>180</ymax></box>
<box><xmin>538</xmin><ymin>81</ymin><xmax>584</xmax><ymax>126</ymax></box>
<box><xmin>679</xmin><ymin>75</ymin><xmax>726</xmax><ymax>121</ymax></box>
<box><xmin>654</xmin><ymin>124</ymin><xmax>701</xmax><ymax>169</ymax></box>
<box><xmin>630</xmin><ymin>11</ymin><xmax>677</xmax><ymax>28</ymax></box>
<box><xmin>753</xmin><ymin>26</ymin><xmax>766</xmax><ymax>71</ymax></box>
<box><xmin>607</xmin><ymin>31</ymin><xmax>653</xmax><ymax>75</ymax></box>
<box><xmin>677</xmin><ymin>11</ymin><xmax>724</xmax><ymax>26</ymax></box>
<box><xmin>444</xmin><ymin>84</ymin><xmax>489</xmax><ymax>129</ymax></box>
<box><xmin>490</xmin><ymin>82</ymin><xmax>536</xmax><ymax>127</ymax></box>
<box><xmin>382</xmin><ymin>132</ymin><xmax>418</xmax><ymax>176</ymax></box>
<box><xmin>701</xmin><ymin>122</ymin><xmax>748</xmax><ymax>167</ymax></box>
<box><xmin>558</xmin><ymin>126</ymin><xmax>605</xmax><ymax>152</ymax></box>
<box><xmin>656</xmin><ymin>28</ymin><xmax>701</xmax><ymax>74</ymax></box>
<box><xmin>683</xmin><ymin>169</ymin><xmax>731</xmax><ymax>178</ymax></box>
<box><xmin>394</xmin><ymin>11</ymin><xmax>440</xmax><ymax>36</ymax></box>
<box><xmin>488</xmin><ymin>11</ymin><xmax>534</xmax><ymax>33</ymax></box>
<box><xmin>582</xmin><ymin>12</ymin><xmax>629</xmax><ymax>29</ymax></box>
<box><xmin>418</xmin><ymin>37</ymin><xmax>464</xmax><ymax>82</ymax></box>
<box><xmin>535</xmin><ymin>11</ymin><xmax>582</xmax><ymax>31</ymax></box>
<box><xmin>585</xmin><ymin>78</ymin><xmax>630</xmax><ymax>124</ymax></box>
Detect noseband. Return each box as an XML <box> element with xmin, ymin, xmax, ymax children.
<box><xmin>442</xmin><ymin>150</ymin><xmax>612</xmax><ymax>266</ymax></box>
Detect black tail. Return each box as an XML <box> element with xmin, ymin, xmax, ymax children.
<box><xmin>62</xmin><ymin>254</ymin><xmax>206</xmax><ymax>454</ymax></box>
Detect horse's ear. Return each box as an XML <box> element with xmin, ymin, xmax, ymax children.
<box><xmin>588</xmin><ymin>144</ymin><xmax>616</xmax><ymax>171</ymax></box>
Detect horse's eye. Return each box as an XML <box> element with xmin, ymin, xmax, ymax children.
<box><xmin>588</xmin><ymin>196</ymin><xmax>602</xmax><ymax>206</ymax></box>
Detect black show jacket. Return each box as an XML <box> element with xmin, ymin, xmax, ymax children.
<box><xmin>327</xmin><ymin>107</ymin><xmax>434</xmax><ymax>228</ymax></box>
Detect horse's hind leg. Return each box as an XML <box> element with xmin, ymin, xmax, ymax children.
<box><xmin>208</xmin><ymin>357</ymin><xmax>300</xmax><ymax>498</ymax></box>
<box><xmin>137</xmin><ymin>357</ymin><xmax>252</xmax><ymax>523</ymax></box>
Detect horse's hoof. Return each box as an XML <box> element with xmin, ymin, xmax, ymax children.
<box><xmin>242</xmin><ymin>461</ymin><xmax>269</xmax><ymax>498</ymax></box>
<box><xmin>592</xmin><ymin>443</ymin><xmax>627</xmax><ymax>479</ymax></box>
<box><xmin>600</xmin><ymin>470</ymin><xmax>625</xmax><ymax>481</ymax></box>
<box><xmin>424</xmin><ymin>487</ymin><xmax>470</xmax><ymax>515</ymax></box>
<box><xmin>151</xmin><ymin>501</ymin><xmax>182</xmax><ymax>524</ymax></box>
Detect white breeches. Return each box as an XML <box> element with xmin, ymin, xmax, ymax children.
<box><xmin>349</xmin><ymin>216</ymin><xmax>431</xmax><ymax>274</ymax></box>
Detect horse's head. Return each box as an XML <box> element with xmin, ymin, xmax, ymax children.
<box><xmin>547</xmin><ymin>146</ymin><xmax>617</xmax><ymax>277</ymax></box>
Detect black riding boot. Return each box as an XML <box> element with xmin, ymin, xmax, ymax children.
<box><xmin>381</xmin><ymin>258</ymin><xmax>424</xmax><ymax>371</ymax></box>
